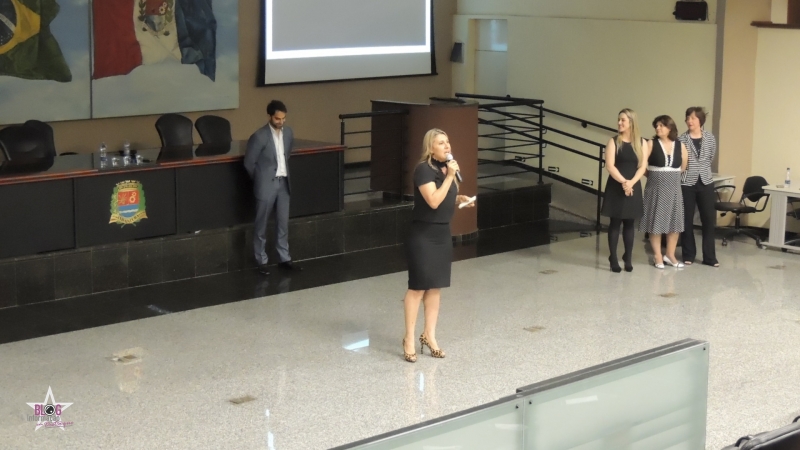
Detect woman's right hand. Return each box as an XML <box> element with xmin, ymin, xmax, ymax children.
<box><xmin>621</xmin><ymin>179</ymin><xmax>632</xmax><ymax>191</ymax></box>
<box><xmin>446</xmin><ymin>159</ymin><xmax>460</xmax><ymax>178</ymax></box>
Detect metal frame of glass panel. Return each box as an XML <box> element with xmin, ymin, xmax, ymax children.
<box><xmin>330</xmin><ymin>339</ymin><xmax>709</xmax><ymax>450</ymax></box>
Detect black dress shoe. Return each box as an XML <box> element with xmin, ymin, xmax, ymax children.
<box><xmin>257</xmin><ymin>265</ymin><xmax>270</xmax><ymax>275</ymax></box>
<box><xmin>279</xmin><ymin>261</ymin><xmax>303</xmax><ymax>271</ymax></box>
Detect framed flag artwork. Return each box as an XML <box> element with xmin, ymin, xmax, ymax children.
<box><xmin>90</xmin><ymin>0</ymin><xmax>239</xmax><ymax>119</ymax></box>
<box><xmin>0</xmin><ymin>0</ymin><xmax>238</xmax><ymax>125</ymax></box>
<box><xmin>0</xmin><ymin>0</ymin><xmax>91</xmax><ymax>124</ymax></box>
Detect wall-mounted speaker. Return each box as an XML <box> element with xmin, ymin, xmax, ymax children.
<box><xmin>450</xmin><ymin>42</ymin><xmax>464</xmax><ymax>63</ymax></box>
<box><xmin>674</xmin><ymin>1</ymin><xmax>708</xmax><ymax>21</ymax></box>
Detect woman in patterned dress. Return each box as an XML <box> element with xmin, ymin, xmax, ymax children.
<box><xmin>640</xmin><ymin>116</ymin><xmax>688</xmax><ymax>268</ymax></box>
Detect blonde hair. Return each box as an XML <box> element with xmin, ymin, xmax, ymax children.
<box><xmin>616</xmin><ymin>108</ymin><xmax>644</xmax><ymax>168</ymax></box>
<box><xmin>419</xmin><ymin>128</ymin><xmax>459</xmax><ymax>190</ymax></box>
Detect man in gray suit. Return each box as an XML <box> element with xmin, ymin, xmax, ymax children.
<box><xmin>244</xmin><ymin>100</ymin><xmax>302</xmax><ymax>275</ymax></box>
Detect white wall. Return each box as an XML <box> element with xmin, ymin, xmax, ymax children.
<box><xmin>457</xmin><ymin>0</ymin><xmax>718</xmax><ymax>23</ymax></box>
<box><xmin>752</xmin><ymin>28</ymin><xmax>800</xmax><ymax>229</ymax></box>
<box><xmin>474</xmin><ymin>20</ymin><xmax>509</xmax><ymax>162</ymax></box>
<box><xmin>453</xmin><ymin>12</ymin><xmax>717</xmax><ymax>190</ymax></box>
<box><xmin>508</xmin><ymin>17</ymin><xmax>717</xmax><ymax>186</ymax></box>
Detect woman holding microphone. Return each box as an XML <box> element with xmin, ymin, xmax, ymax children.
<box><xmin>402</xmin><ymin>129</ymin><xmax>475</xmax><ymax>363</ymax></box>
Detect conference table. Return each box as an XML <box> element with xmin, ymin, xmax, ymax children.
<box><xmin>762</xmin><ymin>184</ymin><xmax>800</xmax><ymax>251</ymax></box>
<box><xmin>0</xmin><ymin>140</ymin><xmax>345</xmax><ymax>259</ymax></box>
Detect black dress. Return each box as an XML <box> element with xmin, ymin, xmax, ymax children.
<box><xmin>601</xmin><ymin>140</ymin><xmax>644</xmax><ymax>219</ymax></box>
<box><xmin>407</xmin><ymin>160</ymin><xmax>457</xmax><ymax>290</ymax></box>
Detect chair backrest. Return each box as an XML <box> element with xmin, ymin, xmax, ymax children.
<box><xmin>0</xmin><ymin>123</ymin><xmax>56</xmax><ymax>160</ymax></box>
<box><xmin>24</xmin><ymin>120</ymin><xmax>55</xmax><ymax>153</ymax></box>
<box><xmin>741</xmin><ymin>176</ymin><xmax>769</xmax><ymax>205</ymax></box>
<box><xmin>155</xmin><ymin>114</ymin><xmax>194</xmax><ymax>147</ymax></box>
<box><xmin>729</xmin><ymin>417</ymin><xmax>800</xmax><ymax>450</ymax></box>
<box><xmin>195</xmin><ymin>115</ymin><xmax>232</xmax><ymax>145</ymax></box>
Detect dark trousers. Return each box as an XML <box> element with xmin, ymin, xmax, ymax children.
<box><xmin>253</xmin><ymin>177</ymin><xmax>291</xmax><ymax>266</ymax></box>
<box><xmin>681</xmin><ymin>180</ymin><xmax>718</xmax><ymax>264</ymax></box>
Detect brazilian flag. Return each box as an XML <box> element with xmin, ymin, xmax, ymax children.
<box><xmin>0</xmin><ymin>0</ymin><xmax>71</xmax><ymax>82</ymax></box>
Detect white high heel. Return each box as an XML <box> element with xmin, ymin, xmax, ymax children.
<box><xmin>663</xmin><ymin>255</ymin><xmax>685</xmax><ymax>268</ymax></box>
<box><xmin>653</xmin><ymin>258</ymin><xmax>665</xmax><ymax>269</ymax></box>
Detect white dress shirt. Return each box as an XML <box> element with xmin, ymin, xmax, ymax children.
<box><xmin>270</xmin><ymin>125</ymin><xmax>287</xmax><ymax>177</ymax></box>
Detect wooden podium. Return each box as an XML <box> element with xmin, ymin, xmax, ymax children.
<box><xmin>370</xmin><ymin>100</ymin><xmax>478</xmax><ymax>238</ymax></box>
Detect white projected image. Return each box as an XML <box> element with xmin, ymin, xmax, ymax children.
<box><xmin>261</xmin><ymin>0</ymin><xmax>433</xmax><ymax>85</ymax></box>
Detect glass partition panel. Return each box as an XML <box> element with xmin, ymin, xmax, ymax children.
<box><xmin>521</xmin><ymin>343</ymin><xmax>708</xmax><ymax>450</ymax></box>
<box><xmin>334</xmin><ymin>398</ymin><xmax>524</xmax><ymax>450</ymax></box>
<box><xmin>332</xmin><ymin>340</ymin><xmax>708</xmax><ymax>450</ymax></box>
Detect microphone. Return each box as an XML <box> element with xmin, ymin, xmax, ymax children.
<box><xmin>445</xmin><ymin>154</ymin><xmax>463</xmax><ymax>182</ymax></box>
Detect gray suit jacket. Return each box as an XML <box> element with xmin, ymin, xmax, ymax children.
<box><xmin>244</xmin><ymin>124</ymin><xmax>293</xmax><ymax>200</ymax></box>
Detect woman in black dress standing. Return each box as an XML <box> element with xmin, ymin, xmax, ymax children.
<box><xmin>402</xmin><ymin>129</ymin><xmax>475</xmax><ymax>363</ymax></box>
<box><xmin>602</xmin><ymin>109</ymin><xmax>647</xmax><ymax>272</ymax></box>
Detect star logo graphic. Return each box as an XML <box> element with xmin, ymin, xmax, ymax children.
<box><xmin>26</xmin><ymin>386</ymin><xmax>73</xmax><ymax>431</ymax></box>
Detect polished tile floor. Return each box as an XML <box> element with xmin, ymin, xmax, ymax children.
<box><xmin>1</xmin><ymin>228</ymin><xmax>799</xmax><ymax>449</ymax></box>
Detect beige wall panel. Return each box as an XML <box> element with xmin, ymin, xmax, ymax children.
<box><xmin>717</xmin><ymin>0</ymin><xmax>771</xmax><ymax>227</ymax></box>
<box><xmin>752</xmin><ymin>28</ymin><xmax>800</xmax><ymax>229</ymax></box>
<box><xmin>504</xmin><ymin>17</ymin><xmax>717</xmax><ymax>187</ymax></box>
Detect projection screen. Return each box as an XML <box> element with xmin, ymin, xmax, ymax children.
<box><xmin>260</xmin><ymin>0</ymin><xmax>435</xmax><ymax>85</ymax></box>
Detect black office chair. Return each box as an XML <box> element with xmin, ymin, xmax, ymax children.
<box><xmin>22</xmin><ymin>120</ymin><xmax>76</xmax><ymax>156</ymax></box>
<box><xmin>155</xmin><ymin>113</ymin><xmax>194</xmax><ymax>147</ymax></box>
<box><xmin>722</xmin><ymin>416</ymin><xmax>800</xmax><ymax>449</ymax></box>
<box><xmin>714</xmin><ymin>175</ymin><xmax>770</xmax><ymax>248</ymax></box>
<box><xmin>195</xmin><ymin>115</ymin><xmax>232</xmax><ymax>144</ymax></box>
<box><xmin>0</xmin><ymin>123</ymin><xmax>56</xmax><ymax>160</ymax></box>
<box><xmin>24</xmin><ymin>119</ymin><xmax>55</xmax><ymax>150</ymax></box>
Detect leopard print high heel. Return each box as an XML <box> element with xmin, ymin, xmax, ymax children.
<box><xmin>402</xmin><ymin>339</ymin><xmax>417</xmax><ymax>363</ymax></box>
<box><xmin>419</xmin><ymin>334</ymin><xmax>445</xmax><ymax>358</ymax></box>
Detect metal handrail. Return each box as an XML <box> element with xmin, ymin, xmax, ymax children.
<box><xmin>541</xmin><ymin>107</ymin><xmax>617</xmax><ymax>133</ymax></box>
<box><xmin>456</xmin><ymin>92</ymin><xmax>611</xmax><ymax>230</ymax></box>
<box><xmin>339</xmin><ymin>95</ymin><xmax>613</xmax><ymax>229</ymax></box>
<box><xmin>454</xmin><ymin>92</ymin><xmax>544</xmax><ymax>105</ymax></box>
<box><xmin>338</xmin><ymin>110</ymin><xmax>408</xmax><ymax>120</ymax></box>
<box><xmin>478</xmin><ymin>104</ymin><xmax>606</xmax><ymax>148</ymax></box>
<box><xmin>540</xmin><ymin>139</ymin><xmax>603</xmax><ymax>162</ymax></box>
<box><xmin>339</xmin><ymin>109</ymin><xmax>409</xmax><ymax>198</ymax></box>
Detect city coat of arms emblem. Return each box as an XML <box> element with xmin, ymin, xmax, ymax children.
<box><xmin>110</xmin><ymin>180</ymin><xmax>148</xmax><ymax>225</ymax></box>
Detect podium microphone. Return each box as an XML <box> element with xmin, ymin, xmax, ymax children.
<box><xmin>445</xmin><ymin>154</ymin><xmax>463</xmax><ymax>182</ymax></box>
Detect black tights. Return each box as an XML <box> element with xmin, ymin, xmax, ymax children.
<box><xmin>608</xmin><ymin>218</ymin><xmax>635</xmax><ymax>264</ymax></box>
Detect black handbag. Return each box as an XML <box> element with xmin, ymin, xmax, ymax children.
<box><xmin>673</xmin><ymin>1</ymin><xmax>708</xmax><ymax>21</ymax></box>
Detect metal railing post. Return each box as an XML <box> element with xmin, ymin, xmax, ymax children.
<box><xmin>596</xmin><ymin>145</ymin><xmax>604</xmax><ymax>231</ymax></box>
<box><xmin>399</xmin><ymin>113</ymin><xmax>406</xmax><ymax>196</ymax></box>
<box><xmin>340</xmin><ymin>119</ymin><xmax>346</xmax><ymax>146</ymax></box>
<box><xmin>538</xmin><ymin>103</ymin><xmax>544</xmax><ymax>184</ymax></box>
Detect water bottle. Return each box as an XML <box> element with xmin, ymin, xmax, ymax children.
<box><xmin>786</xmin><ymin>168</ymin><xmax>792</xmax><ymax>188</ymax></box>
<box><xmin>122</xmin><ymin>140</ymin><xmax>131</xmax><ymax>156</ymax></box>
<box><xmin>99</xmin><ymin>142</ymin><xmax>107</xmax><ymax>164</ymax></box>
